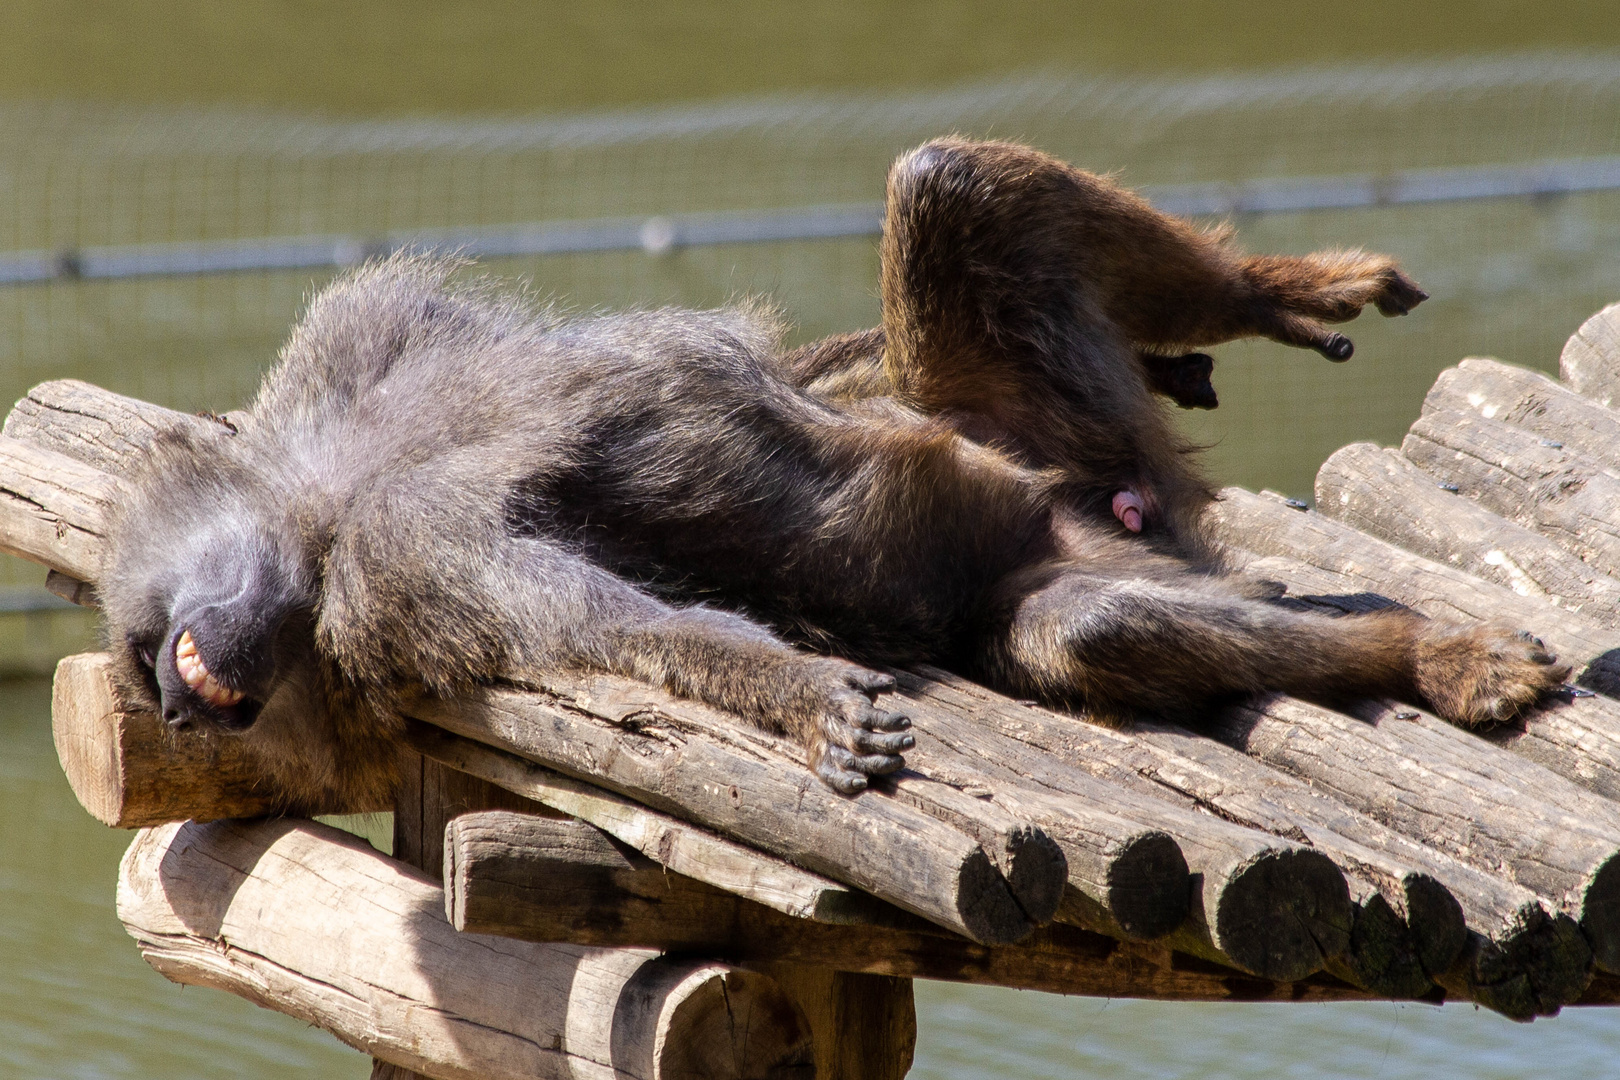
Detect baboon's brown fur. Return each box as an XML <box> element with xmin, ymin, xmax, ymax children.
<box><xmin>97</xmin><ymin>138</ymin><xmax>1566</xmax><ymax>811</ymax></box>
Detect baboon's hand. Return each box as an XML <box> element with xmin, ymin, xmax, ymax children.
<box><xmin>1414</xmin><ymin>622</ymin><xmax>1570</xmax><ymax>726</ymax></box>
<box><xmin>793</xmin><ymin>659</ymin><xmax>913</xmax><ymax>795</ymax></box>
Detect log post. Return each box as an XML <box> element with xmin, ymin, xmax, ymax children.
<box><xmin>119</xmin><ymin>818</ymin><xmax>818</xmax><ymax>1080</ymax></box>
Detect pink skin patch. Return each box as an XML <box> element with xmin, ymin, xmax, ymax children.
<box><xmin>1112</xmin><ymin>489</ymin><xmax>1145</xmax><ymax>533</ymax></box>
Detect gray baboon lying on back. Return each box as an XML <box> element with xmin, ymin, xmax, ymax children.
<box><xmin>99</xmin><ymin>138</ymin><xmax>1569</xmax><ymax>812</ymax></box>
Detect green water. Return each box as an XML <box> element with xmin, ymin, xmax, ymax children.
<box><xmin>6</xmin><ymin>4</ymin><xmax>1620</xmax><ymax>1077</ymax></box>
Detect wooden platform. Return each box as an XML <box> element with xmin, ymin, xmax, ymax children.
<box><xmin>15</xmin><ymin>301</ymin><xmax>1620</xmax><ymax>1078</ymax></box>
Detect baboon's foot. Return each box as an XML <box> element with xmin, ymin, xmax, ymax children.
<box><xmin>1246</xmin><ymin>252</ymin><xmax>1429</xmax><ymax>361</ymax></box>
<box><xmin>786</xmin><ymin>659</ymin><xmax>913</xmax><ymax>794</ymax></box>
<box><xmin>1414</xmin><ymin>622</ymin><xmax>1570</xmax><ymax>727</ymax></box>
<box><xmin>1143</xmin><ymin>352</ymin><xmax>1218</xmax><ymax>410</ymax></box>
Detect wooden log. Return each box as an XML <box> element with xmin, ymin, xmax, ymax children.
<box><xmin>3</xmin><ymin>377</ymin><xmax>235</xmax><ymax>474</ymax></box>
<box><xmin>1403</xmin><ymin>408</ymin><xmax>1620</xmax><ymax>580</ymax></box>
<box><xmin>118</xmin><ymin>817</ymin><xmax>816</xmax><ymax>1080</ymax></box>
<box><xmin>1315</xmin><ymin>442</ymin><xmax>1620</xmax><ymax>625</ymax></box>
<box><xmin>0</xmin><ymin>434</ymin><xmax>119</xmax><ymax>580</ymax></box>
<box><xmin>1203</xmin><ymin>687</ymin><xmax>1615</xmax><ymax>980</ymax></box>
<box><xmin>439</xmin><ymin>810</ymin><xmax>1383</xmax><ymax>1004</ymax></box>
<box><xmin>46</xmin><ymin>569</ymin><xmax>98</xmax><ymax>608</ymax></box>
<box><xmin>407</xmin><ymin>719</ymin><xmax>925</xmax><ymax>926</ymax></box>
<box><xmin>411</xmin><ymin>679</ymin><xmax>1049</xmax><ymax>947</ymax></box>
<box><xmin>895</xmin><ymin>670</ymin><xmax>1586</xmax><ymax>1014</ymax></box>
<box><xmin>874</xmin><ymin>679</ymin><xmax>1359</xmax><ymax>984</ymax></box>
<box><xmin>51</xmin><ymin>651</ymin><xmax>289</xmax><ymax>826</ymax></box>
<box><xmin>1560</xmin><ymin>302</ymin><xmax>1620</xmax><ymax>406</ymax></box>
<box><xmin>1427</xmin><ymin>357</ymin><xmax>1620</xmax><ymax>473</ymax></box>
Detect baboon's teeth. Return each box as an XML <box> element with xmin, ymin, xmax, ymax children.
<box><xmin>175</xmin><ymin>629</ymin><xmax>246</xmax><ymax>708</ymax></box>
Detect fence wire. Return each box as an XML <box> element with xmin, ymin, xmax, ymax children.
<box><xmin>0</xmin><ymin>53</ymin><xmax>1618</xmax><ymax>664</ymax></box>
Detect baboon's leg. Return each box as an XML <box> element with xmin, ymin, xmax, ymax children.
<box><xmin>880</xmin><ymin>138</ymin><xmax>1428</xmax><ymax>406</ymax></box>
<box><xmin>983</xmin><ymin>569</ymin><xmax>1568</xmax><ymax>726</ymax></box>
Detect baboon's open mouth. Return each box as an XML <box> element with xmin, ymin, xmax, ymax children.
<box><xmin>174</xmin><ymin>628</ymin><xmax>246</xmax><ymax>709</ymax></box>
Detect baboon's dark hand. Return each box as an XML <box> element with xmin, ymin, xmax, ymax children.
<box><xmin>802</xmin><ymin>662</ymin><xmax>913</xmax><ymax>794</ymax></box>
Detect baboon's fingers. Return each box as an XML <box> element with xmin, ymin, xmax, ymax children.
<box><xmin>1374</xmin><ymin>271</ymin><xmax>1429</xmax><ymax>316</ymax></box>
<box><xmin>851</xmin><ymin>728</ymin><xmax>915</xmax><ymax>755</ymax></box>
<box><xmin>813</xmin><ymin>745</ymin><xmax>904</xmax><ymax>794</ymax></box>
<box><xmin>862</xmin><ymin>708</ymin><xmax>911</xmax><ymax>732</ymax></box>
<box><xmin>843</xmin><ymin>668</ymin><xmax>897</xmax><ymax>697</ymax></box>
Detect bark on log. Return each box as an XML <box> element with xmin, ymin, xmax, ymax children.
<box><xmin>1212</xmin><ymin>487</ymin><xmax>1620</xmax><ymax>800</ymax></box>
<box><xmin>3</xmin><ymin>377</ymin><xmax>236</xmax><ymax>473</ymax></box>
<box><xmin>411</xmin><ymin>679</ymin><xmax>1050</xmax><ymax>947</ymax></box>
<box><xmin>1315</xmin><ymin>442</ymin><xmax>1620</xmax><ymax>625</ymax></box>
<box><xmin>1560</xmin><ymin>303</ymin><xmax>1620</xmax><ymax>407</ymax></box>
<box><xmin>119</xmin><ymin>817</ymin><xmax>817</xmax><ymax>1080</ymax></box>
<box><xmin>1403</xmin><ymin>408</ymin><xmax>1620</xmax><ymax>580</ymax></box>
<box><xmin>897</xmin><ymin>669</ymin><xmax>1583</xmax><ymax>1013</ymax></box>
<box><xmin>407</xmin><ymin>720</ymin><xmax>923</xmax><ymax>926</ymax></box>
<box><xmin>51</xmin><ymin>652</ymin><xmax>288</xmax><ymax>826</ymax></box>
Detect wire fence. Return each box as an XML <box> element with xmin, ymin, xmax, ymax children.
<box><xmin>1</xmin><ymin>52</ymin><xmax>1618</xmax><ymax>668</ymax></box>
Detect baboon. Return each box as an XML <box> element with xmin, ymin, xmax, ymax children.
<box><xmin>99</xmin><ymin>138</ymin><xmax>1568</xmax><ymax>811</ymax></box>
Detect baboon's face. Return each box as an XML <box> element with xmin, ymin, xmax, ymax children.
<box><xmin>111</xmin><ymin>522</ymin><xmax>313</xmax><ymax>735</ymax></box>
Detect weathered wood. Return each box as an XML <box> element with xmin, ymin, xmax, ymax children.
<box><xmin>440</xmin><ymin>810</ymin><xmax>1382</xmax><ymax>1005</ymax></box>
<box><xmin>898</xmin><ymin>670</ymin><xmax>1586</xmax><ymax>1015</ymax></box>
<box><xmin>750</xmin><ymin>965</ymin><xmax>915</xmax><ymax>1080</ymax></box>
<box><xmin>1560</xmin><ymin>303</ymin><xmax>1620</xmax><ymax>406</ymax></box>
<box><xmin>119</xmin><ymin>818</ymin><xmax>817</xmax><ymax>1080</ymax></box>
<box><xmin>1428</xmin><ymin>357</ymin><xmax>1620</xmax><ymax>473</ymax></box>
<box><xmin>1207</xmin><ymin>692</ymin><xmax>1611</xmax><ymax>978</ymax></box>
<box><xmin>409</xmin><ymin>719</ymin><xmax>930</xmax><ymax>927</ymax></box>
<box><xmin>411</xmin><ymin>679</ymin><xmax>1056</xmax><ymax>947</ymax></box>
<box><xmin>1316</xmin><ymin>442</ymin><xmax>1620</xmax><ymax>624</ymax></box>
<box><xmin>0</xmin><ymin>434</ymin><xmax>119</xmax><ymax>580</ymax></box>
<box><xmin>1403</xmin><ymin>408</ymin><xmax>1620</xmax><ymax>581</ymax></box>
<box><xmin>3</xmin><ymin>377</ymin><xmax>235</xmax><ymax>473</ymax></box>
<box><xmin>1213</xmin><ymin>487</ymin><xmax>1620</xmax><ymax>800</ymax></box>
<box><xmin>51</xmin><ymin>651</ymin><xmax>289</xmax><ymax>826</ymax></box>
<box><xmin>874</xmin><ymin>677</ymin><xmax>1357</xmax><ymax>984</ymax></box>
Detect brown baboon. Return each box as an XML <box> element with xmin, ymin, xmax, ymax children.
<box><xmin>98</xmin><ymin>138</ymin><xmax>1567</xmax><ymax>811</ymax></box>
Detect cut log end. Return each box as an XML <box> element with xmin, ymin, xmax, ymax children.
<box><xmin>1105</xmin><ymin>831</ymin><xmax>1190</xmax><ymax>941</ymax></box>
<box><xmin>1212</xmin><ymin>848</ymin><xmax>1352</xmax><ymax>983</ymax></box>
<box><xmin>1000</xmin><ymin>825</ymin><xmax>1069</xmax><ymax>927</ymax></box>
<box><xmin>1467</xmin><ymin>908</ymin><xmax>1593</xmax><ymax>1021</ymax></box>
<box><xmin>1579</xmin><ymin>853</ymin><xmax>1620</xmax><ymax>974</ymax></box>
<box><xmin>1404</xmin><ymin>873</ymin><xmax>1468</xmax><ymax>979</ymax></box>
<box><xmin>619</xmin><ymin>963</ymin><xmax>814</xmax><ymax>1080</ymax></box>
<box><xmin>955</xmin><ymin>845</ymin><xmax>1038</xmax><ymax>946</ymax></box>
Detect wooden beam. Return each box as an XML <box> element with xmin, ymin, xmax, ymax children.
<box><xmin>1315</xmin><ymin>442</ymin><xmax>1620</xmax><ymax>625</ymax></box>
<box><xmin>442</xmin><ymin>809</ymin><xmax>1378</xmax><ymax>1004</ymax></box>
<box><xmin>119</xmin><ymin>817</ymin><xmax>817</xmax><ymax>1080</ymax></box>
<box><xmin>1428</xmin><ymin>357</ymin><xmax>1620</xmax><ymax>473</ymax></box>
<box><xmin>51</xmin><ymin>651</ymin><xmax>289</xmax><ymax>826</ymax></box>
<box><xmin>1560</xmin><ymin>303</ymin><xmax>1620</xmax><ymax>407</ymax></box>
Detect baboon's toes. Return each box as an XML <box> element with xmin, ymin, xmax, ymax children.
<box><xmin>1415</xmin><ymin>622</ymin><xmax>1571</xmax><ymax>727</ymax></box>
<box><xmin>1317</xmin><ymin>333</ymin><xmax>1354</xmax><ymax>362</ymax></box>
<box><xmin>1162</xmin><ymin>353</ymin><xmax>1219</xmax><ymax>410</ymax></box>
<box><xmin>843</xmin><ymin>667</ymin><xmax>897</xmax><ymax>697</ymax></box>
<box><xmin>1374</xmin><ymin>271</ymin><xmax>1430</xmax><ymax>316</ymax></box>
